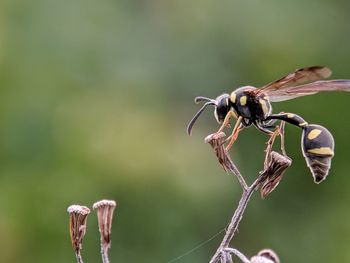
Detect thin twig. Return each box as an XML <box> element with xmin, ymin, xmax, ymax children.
<box><xmin>224</xmin><ymin>248</ymin><xmax>250</xmax><ymax>263</ymax></box>
<box><xmin>101</xmin><ymin>247</ymin><xmax>110</xmax><ymax>263</ymax></box>
<box><xmin>75</xmin><ymin>251</ymin><xmax>84</xmax><ymax>263</ymax></box>
<box><xmin>224</xmin><ymin>253</ymin><xmax>233</xmax><ymax>263</ymax></box>
<box><xmin>206</xmin><ymin>133</ymin><xmax>266</xmax><ymax>263</ymax></box>
<box><xmin>221</xmin><ymin>176</ymin><xmax>262</xmax><ymax>248</ymax></box>
<box><xmin>209</xmin><ymin>177</ymin><xmax>263</xmax><ymax>263</ymax></box>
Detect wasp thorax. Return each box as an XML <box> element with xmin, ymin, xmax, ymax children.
<box><xmin>301</xmin><ymin>124</ymin><xmax>335</xmax><ymax>183</ymax></box>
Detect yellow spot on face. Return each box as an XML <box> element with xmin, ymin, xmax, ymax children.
<box><xmin>307</xmin><ymin>147</ymin><xmax>334</xmax><ymax>156</ymax></box>
<box><xmin>240</xmin><ymin>96</ymin><xmax>247</xmax><ymax>106</ymax></box>
<box><xmin>230</xmin><ymin>92</ymin><xmax>236</xmax><ymax>103</ymax></box>
<box><xmin>259</xmin><ymin>99</ymin><xmax>269</xmax><ymax>115</ymax></box>
<box><xmin>307</xmin><ymin>129</ymin><xmax>322</xmax><ymax>140</ymax></box>
<box><xmin>299</xmin><ymin>122</ymin><xmax>308</xmax><ymax>127</ymax></box>
<box><xmin>287</xmin><ymin>113</ymin><xmax>295</xmax><ymax>118</ymax></box>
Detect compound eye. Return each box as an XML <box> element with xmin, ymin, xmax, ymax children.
<box><xmin>215</xmin><ymin>105</ymin><xmax>228</xmax><ymax>124</ymax></box>
<box><xmin>213</xmin><ymin>93</ymin><xmax>230</xmax><ymax>124</ymax></box>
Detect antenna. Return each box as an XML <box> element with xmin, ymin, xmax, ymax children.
<box><xmin>187</xmin><ymin>98</ymin><xmax>216</xmax><ymax>135</ymax></box>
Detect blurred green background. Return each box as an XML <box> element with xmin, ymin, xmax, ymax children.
<box><xmin>1</xmin><ymin>0</ymin><xmax>350</xmax><ymax>262</ymax></box>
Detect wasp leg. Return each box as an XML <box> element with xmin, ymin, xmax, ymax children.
<box><xmin>255</xmin><ymin>121</ymin><xmax>278</xmax><ymax>168</ymax></box>
<box><xmin>259</xmin><ymin>120</ymin><xmax>287</xmax><ymax>168</ymax></box>
<box><xmin>225</xmin><ymin>116</ymin><xmax>243</xmax><ymax>151</ymax></box>
<box><xmin>263</xmin><ymin>127</ymin><xmax>281</xmax><ymax>168</ymax></box>
<box><xmin>224</xmin><ymin>123</ymin><xmax>244</xmax><ymax>144</ymax></box>
<box><xmin>216</xmin><ymin>110</ymin><xmax>238</xmax><ymax>133</ymax></box>
<box><xmin>279</xmin><ymin>121</ymin><xmax>287</xmax><ymax>156</ymax></box>
<box><xmin>265</xmin><ymin>112</ymin><xmax>307</xmax><ymax>155</ymax></box>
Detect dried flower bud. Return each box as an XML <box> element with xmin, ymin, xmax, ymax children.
<box><xmin>67</xmin><ymin>205</ymin><xmax>90</xmax><ymax>253</ymax></box>
<box><xmin>205</xmin><ymin>132</ymin><xmax>234</xmax><ymax>172</ymax></box>
<box><xmin>260</xmin><ymin>151</ymin><xmax>292</xmax><ymax>198</ymax></box>
<box><xmin>93</xmin><ymin>200</ymin><xmax>117</xmax><ymax>249</ymax></box>
<box><xmin>251</xmin><ymin>249</ymin><xmax>280</xmax><ymax>263</ymax></box>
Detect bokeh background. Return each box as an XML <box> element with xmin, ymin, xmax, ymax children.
<box><xmin>1</xmin><ymin>0</ymin><xmax>350</xmax><ymax>262</ymax></box>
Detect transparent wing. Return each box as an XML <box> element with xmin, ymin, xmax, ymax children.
<box><xmin>253</xmin><ymin>66</ymin><xmax>332</xmax><ymax>96</ymax></box>
<box><xmin>268</xmin><ymin>80</ymin><xmax>350</xmax><ymax>102</ymax></box>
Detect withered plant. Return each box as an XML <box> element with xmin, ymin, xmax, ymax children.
<box><xmin>67</xmin><ymin>205</ymin><xmax>91</xmax><ymax>263</ymax></box>
<box><xmin>205</xmin><ymin>131</ymin><xmax>289</xmax><ymax>263</ymax></box>
<box><xmin>67</xmin><ymin>200</ymin><xmax>117</xmax><ymax>263</ymax></box>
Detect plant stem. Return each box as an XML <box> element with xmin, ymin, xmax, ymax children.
<box><xmin>101</xmin><ymin>246</ymin><xmax>110</xmax><ymax>263</ymax></box>
<box><xmin>224</xmin><ymin>248</ymin><xmax>250</xmax><ymax>263</ymax></box>
<box><xmin>75</xmin><ymin>251</ymin><xmax>84</xmax><ymax>263</ymax></box>
<box><xmin>205</xmin><ymin>132</ymin><xmax>265</xmax><ymax>263</ymax></box>
<box><xmin>209</xmin><ymin>178</ymin><xmax>261</xmax><ymax>263</ymax></box>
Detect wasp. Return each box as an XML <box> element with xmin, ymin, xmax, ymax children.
<box><xmin>187</xmin><ymin>66</ymin><xmax>350</xmax><ymax>183</ymax></box>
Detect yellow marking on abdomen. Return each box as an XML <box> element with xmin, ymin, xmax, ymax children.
<box><xmin>230</xmin><ymin>92</ymin><xmax>236</xmax><ymax>103</ymax></box>
<box><xmin>287</xmin><ymin>113</ymin><xmax>295</xmax><ymax>118</ymax></box>
<box><xmin>240</xmin><ymin>96</ymin><xmax>247</xmax><ymax>106</ymax></box>
<box><xmin>307</xmin><ymin>147</ymin><xmax>334</xmax><ymax>156</ymax></box>
<box><xmin>307</xmin><ymin>129</ymin><xmax>322</xmax><ymax>140</ymax></box>
<box><xmin>299</xmin><ymin>122</ymin><xmax>308</xmax><ymax>127</ymax></box>
<box><xmin>259</xmin><ymin>99</ymin><xmax>269</xmax><ymax>115</ymax></box>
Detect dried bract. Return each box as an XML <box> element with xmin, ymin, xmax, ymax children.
<box><xmin>205</xmin><ymin>132</ymin><xmax>234</xmax><ymax>172</ymax></box>
<box><xmin>67</xmin><ymin>205</ymin><xmax>90</xmax><ymax>253</ymax></box>
<box><xmin>260</xmin><ymin>151</ymin><xmax>292</xmax><ymax>198</ymax></box>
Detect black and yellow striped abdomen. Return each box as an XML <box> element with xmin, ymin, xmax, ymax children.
<box><xmin>301</xmin><ymin>124</ymin><xmax>335</xmax><ymax>183</ymax></box>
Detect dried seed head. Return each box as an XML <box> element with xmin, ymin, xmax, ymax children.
<box><xmin>67</xmin><ymin>205</ymin><xmax>90</xmax><ymax>253</ymax></box>
<box><xmin>205</xmin><ymin>132</ymin><xmax>234</xmax><ymax>172</ymax></box>
<box><xmin>251</xmin><ymin>249</ymin><xmax>280</xmax><ymax>263</ymax></box>
<box><xmin>260</xmin><ymin>151</ymin><xmax>292</xmax><ymax>199</ymax></box>
<box><xmin>93</xmin><ymin>199</ymin><xmax>117</xmax><ymax>249</ymax></box>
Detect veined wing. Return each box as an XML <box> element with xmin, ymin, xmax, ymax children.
<box><xmin>267</xmin><ymin>80</ymin><xmax>350</xmax><ymax>102</ymax></box>
<box><xmin>252</xmin><ymin>66</ymin><xmax>332</xmax><ymax>97</ymax></box>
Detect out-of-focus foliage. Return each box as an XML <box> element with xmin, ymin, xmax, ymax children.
<box><xmin>0</xmin><ymin>0</ymin><xmax>350</xmax><ymax>262</ymax></box>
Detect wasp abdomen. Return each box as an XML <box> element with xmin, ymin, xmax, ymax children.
<box><xmin>301</xmin><ymin>124</ymin><xmax>335</xmax><ymax>183</ymax></box>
